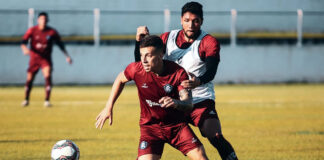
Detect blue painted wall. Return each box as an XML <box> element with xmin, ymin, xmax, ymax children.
<box><xmin>1</xmin><ymin>45</ymin><xmax>323</xmax><ymax>84</ymax></box>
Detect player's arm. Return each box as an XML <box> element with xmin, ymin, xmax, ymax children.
<box><xmin>54</xmin><ymin>31</ymin><xmax>72</xmax><ymax>64</ymax></box>
<box><xmin>95</xmin><ymin>71</ymin><xmax>130</xmax><ymax>129</ymax></box>
<box><xmin>197</xmin><ymin>56</ymin><xmax>219</xmax><ymax>84</ymax></box>
<box><xmin>21</xmin><ymin>28</ymin><xmax>32</xmax><ymax>55</ymax></box>
<box><xmin>134</xmin><ymin>26</ymin><xmax>150</xmax><ymax>62</ymax></box>
<box><xmin>182</xmin><ymin>57</ymin><xmax>219</xmax><ymax>89</ymax></box>
<box><xmin>159</xmin><ymin>89</ymin><xmax>193</xmax><ymax>112</ymax></box>
<box><xmin>181</xmin><ymin>36</ymin><xmax>220</xmax><ymax>89</ymax></box>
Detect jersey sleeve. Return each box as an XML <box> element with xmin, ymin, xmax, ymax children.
<box><xmin>177</xmin><ymin>68</ymin><xmax>189</xmax><ymax>92</ymax></box>
<box><xmin>160</xmin><ymin>32</ymin><xmax>170</xmax><ymax>54</ymax></box>
<box><xmin>199</xmin><ymin>35</ymin><xmax>220</xmax><ymax>60</ymax></box>
<box><xmin>52</xmin><ymin>29</ymin><xmax>66</xmax><ymax>51</ymax></box>
<box><xmin>22</xmin><ymin>28</ymin><xmax>33</xmax><ymax>41</ymax></box>
<box><xmin>124</xmin><ymin>62</ymin><xmax>138</xmax><ymax>81</ymax></box>
<box><xmin>160</xmin><ymin>32</ymin><xmax>170</xmax><ymax>45</ymax></box>
<box><xmin>196</xmin><ymin>35</ymin><xmax>221</xmax><ymax>84</ymax></box>
<box><xmin>52</xmin><ymin>29</ymin><xmax>62</xmax><ymax>41</ymax></box>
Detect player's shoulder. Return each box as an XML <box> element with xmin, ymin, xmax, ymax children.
<box><xmin>124</xmin><ymin>62</ymin><xmax>143</xmax><ymax>79</ymax></box>
<box><xmin>127</xmin><ymin>61</ymin><xmax>143</xmax><ymax>70</ymax></box>
<box><xmin>202</xmin><ymin>33</ymin><xmax>219</xmax><ymax>44</ymax></box>
<box><xmin>164</xmin><ymin>60</ymin><xmax>186</xmax><ymax>73</ymax></box>
<box><xmin>200</xmin><ymin>33</ymin><xmax>220</xmax><ymax>52</ymax></box>
<box><xmin>44</xmin><ymin>26</ymin><xmax>58</xmax><ymax>34</ymax></box>
<box><xmin>28</xmin><ymin>26</ymin><xmax>38</xmax><ymax>32</ymax></box>
<box><xmin>160</xmin><ymin>32</ymin><xmax>170</xmax><ymax>42</ymax></box>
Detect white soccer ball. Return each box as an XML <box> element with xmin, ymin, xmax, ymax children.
<box><xmin>51</xmin><ymin>140</ymin><xmax>80</xmax><ymax>160</ymax></box>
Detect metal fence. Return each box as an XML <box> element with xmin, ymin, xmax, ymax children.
<box><xmin>0</xmin><ymin>9</ymin><xmax>323</xmax><ymax>47</ymax></box>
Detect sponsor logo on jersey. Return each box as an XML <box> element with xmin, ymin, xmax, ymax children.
<box><xmin>163</xmin><ymin>84</ymin><xmax>173</xmax><ymax>93</ymax></box>
<box><xmin>141</xmin><ymin>83</ymin><xmax>148</xmax><ymax>88</ymax></box>
<box><xmin>140</xmin><ymin>141</ymin><xmax>148</xmax><ymax>150</ymax></box>
<box><xmin>36</xmin><ymin>43</ymin><xmax>42</xmax><ymax>49</ymax></box>
<box><xmin>146</xmin><ymin>99</ymin><xmax>161</xmax><ymax>107</ymax></box>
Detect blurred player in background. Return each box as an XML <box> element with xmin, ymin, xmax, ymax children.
<box><xmin>96</xmin><ymin>36</ymin><xmax>208</xmax><ymax>160</ymax></box>
<box><xmin>21</xmin><ymin>12</ymin><xmax>72</xmax><ymax>107</ymax></box>
<box><xmin>134</xmin><ymin>2</ymin><xmax>238</xmax><ymax>160</ymax></box>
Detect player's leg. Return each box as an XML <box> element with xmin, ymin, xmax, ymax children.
<box><xmin>41</xmin><ymin>65</ymin><xmax>52</xmax><ymax>107</ymax></box>
<box><xmin>138</xmin><ymin>154</ymin><xmax>161</xmax><ymax>160</ymax></box>
<box><xmin>22</xmin><ymin>71</ymin><xmax>37</xmax><ymax>106</ymax></box>
<box><xmin>186</xmin><ymin>145</ymin><xmax>208</xmax><ymax>160</ymax></box>
<box><xmin>192</xmin><ymin>100</ymin><xmax>238</xmax><ymax>160</ymax></box>
<box><xmin>22</xmin><ymin>60</ymin><xmax>40</xmax><ymax>107</ymax></box>
<box><xmin>138</xmin><ymin>125</ymin><xmax>164</xmax><ymax>160</ymax></box>
<box><xmin>200</xmin><ymin>118</ymin><xmax>237</xmax><ymax>160</ymax></box>
<box><xmin>169</xmin><ymin>123</ymin><xmax>208</xmax><ymax>160</ymax></box>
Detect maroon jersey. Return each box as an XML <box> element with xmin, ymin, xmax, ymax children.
<box><xmin>124</xmin><ymin>60</ymin><xmax>189</xmax><ymax>126</ymax></box>
<box><xmin>160</xmin><ymin>30</ymin><xmax>220</xmax><ymax>60</ymax></box>
<box><xmin>22</xmin><ymin>26</ymin><xmax>62</xmax><ymax>60</ymax></box>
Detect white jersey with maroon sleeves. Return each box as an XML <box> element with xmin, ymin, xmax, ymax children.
<box><xmin>164</xmin><ymin>30</ymin><xmax>215</xmax><ymax>104</ymax></box>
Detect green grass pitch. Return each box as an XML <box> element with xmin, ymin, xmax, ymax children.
<box><xmin>0</xmin><ymin>84</ymin><xmax>323</xmax><ymax>159</ymax></box>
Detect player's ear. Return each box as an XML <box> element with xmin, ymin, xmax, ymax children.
<box><xmin>180</xmin><ymin>16</ymin><xmax>183</xmax><ymax>26</ymax></box>
<box><xmin>157</xmin><ymin>49</ymin><xmax>164</xmax><ymax>59</ymax></box>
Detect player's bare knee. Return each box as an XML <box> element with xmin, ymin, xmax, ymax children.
<box><xmin>138</xmin><ymin>154</ymin><xmax>161</xmax><ymax>160</ymax></box>
<box><xmin>187</xmin><ymin>146</ymin><xmax>208</xmax><ymax>160</ymax></box>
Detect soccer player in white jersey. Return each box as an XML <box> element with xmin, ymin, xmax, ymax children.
<box><xmin>134</xmin><ymin>2</ymin><xmax>238</xmax><ymax>160</ymax></box>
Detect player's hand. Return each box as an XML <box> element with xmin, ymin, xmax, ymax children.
<box><xmin>22</xmin><ymin>48</ymin><xmax>30</xmax><ymax>55</ymax></box>
<box><xmin>181</xmin><ymin>72</ymin><xmax>201</xmax><ymax>89</ymax></box>
<box><xmin>136</xmin><ymin>26</ymin><xmax>150</xmax><ymax>42</ymax></box>
<box><xmin>66</xmin><ymin>56</ymin><xmax>72</xmax><ymax>64</ymax></box>
<box><xmin>159</xmin><ymin>96</ymin><xmax>177</xmax><ymax>108</ymax></box>
<box><xmin>95</xmin><ymin>107</ymin><xmax>113</xmax><ymax>129</ymax></box>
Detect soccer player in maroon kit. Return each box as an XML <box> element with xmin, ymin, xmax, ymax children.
<box><xmin>134</xmin><ymin>2</ymin><xmax>238</xmax><ymax>160</ymax></box>
<box><xmin>21</xmin><ymin>12</ymin><xmax>72</xmax><ymax>107</ymax></box>
<box><xmin>96</xmin><ymin>36</ymin><xmax>208</xmax><ymax>160</ymax></box>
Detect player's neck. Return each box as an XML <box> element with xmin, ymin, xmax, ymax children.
<box><xmin>38</xmin><ymin>25</ymin><xmax>46</xmax><ymax>31</ymax></box>
<box><xmin>152</xmin><ymin>61</ymin><xmax>164</xmax><ymax>76</ymax></box>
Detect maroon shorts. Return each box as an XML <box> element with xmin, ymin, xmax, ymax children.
<box><xmin>138</xmin><ymin>123</ymin><xmax>202</xmax><ymax>158</ymax></box>
<box><xmin>189</xmin><ymin>99</ymin><xmax>219</xmax><ymax>127</ymax></box>
<box><xmin>27</xmin><ymin>57</ymin><xmax>52</xmax><ymax>74</ymax></box>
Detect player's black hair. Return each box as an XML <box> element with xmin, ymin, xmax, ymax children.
<box><xmin>38</xmin><ymin>12</ymin><xmax>48</xmax><ymax>18</ymax></box>
<box><xmin>181</xmin><ymin>1</ymin><xmax>203</xmax><ymax>20</ymax></box>
<box><xmin>139</xmin><ymin>35</ymin><xmax>163</xmax><ymax>52</ymax></box>
<box><xmin>38</xmin><ymin>12</ymin><xmax>49</xmax><ymax>22</ymax></box>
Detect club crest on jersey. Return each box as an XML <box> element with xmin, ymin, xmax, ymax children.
<box><xmin>140</xmin><ymin>141</ymin><xmax>148</xmax><ymax>150</ymax></box>
<box><xmin>163</xmin><ymin>84</ymin><xmax>173</xmax><ymax>93</ymax></box>
<box><xmin>192</xmin><ymin>137</ymin><xmax>197</xmax><ymax>143</ymax></box>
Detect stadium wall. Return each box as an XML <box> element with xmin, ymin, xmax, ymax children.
<box><xmin>1</xmin><ymin>45</ymin><xmax>323</xmax><ymax>85</ymax></box>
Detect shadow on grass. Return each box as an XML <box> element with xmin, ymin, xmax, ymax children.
<box><xmin>294</xmin><ymin>131</ymin><xmax>324</xmax><ymax>135</ymax></box>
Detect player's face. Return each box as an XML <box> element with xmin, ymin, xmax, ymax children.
<box><xmin>37</xmin><ymin>15</ymin><xmax>48</xmax><ymax>29</ymax></box>
<box><xmin>181</xmin><ymin>12</ymin><xmax>202</xmax><ymax>40</ymax></box>
<box><xmin>140</xmin><ymin>46</ymin><xmax>163</xmax><ymax>73</ymax></box>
